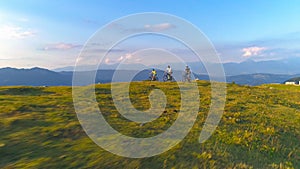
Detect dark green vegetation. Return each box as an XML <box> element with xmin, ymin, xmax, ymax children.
<box><xmin>226</xmin><ymin>73</ymin><xmax>300</xmax><ymax>86</ymax></box>
<box><xmin>285</xmin><ymin>77</ymin><xmax>300</xmax><ymax>84</ymax></box>
<box><xmin>0</xmin><ymin>81</ymin><xmax>299</xmax><ymax>168</ymax></box>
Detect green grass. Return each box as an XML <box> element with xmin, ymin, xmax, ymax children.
<box><xmin>0</xmin><ymin>81</ymin><xmax>299</xmax><ymax>168</ymax></box>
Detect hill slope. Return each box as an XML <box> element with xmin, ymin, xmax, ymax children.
<box><xmin>226</xmin><ymin>73</ymin><xmax>300</xmax><ymax>86</ymax></box>
<box><xmin>284</xmin><ymin>77</ymin><xmax>300</xmax><ymax>84</ymax></box>
<box><xmin>0</xmin><ymin>81</ymin><xmax>299</xmax><ymax>168</ymax></box>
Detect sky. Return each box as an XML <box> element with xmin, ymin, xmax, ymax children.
<box><xmin>1</xmin><ymin>0</ymin><xmax>300</xmax><ymax>69</ymax></box>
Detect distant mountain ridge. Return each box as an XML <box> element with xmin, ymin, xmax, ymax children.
<box><xmin>222</xmin><ymin>58</ymin><xmax>300</xmax><ymax>75</ymax></box>
<box><xmin>226</xmin><ymin>73</ymin><xmax>300</xmax><ymax>86</ymax></box>
<box><xmin>1</xmin><ymin>67</ymin><xmax>300</xmax><ymax>86</ymax></box>
<box><xmin>53</xmin><ymin>58</ymin><xmax>300</xmax><ymax>75</ymax></box>
<box><xmin>0</xmin><ymin>67</ymin><xmax>72</xmax><ymax>86</ymax></box>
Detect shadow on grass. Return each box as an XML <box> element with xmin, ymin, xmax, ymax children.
<box><xmin>0</xmin><ymin>87</ymin><xmax>55</xmax><ymax>96</ymax></box>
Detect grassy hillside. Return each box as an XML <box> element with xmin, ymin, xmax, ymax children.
<box><xmin>0</xmin><ymin>81</ymin><xmax>299</xmax><ymax>168</ymax></box>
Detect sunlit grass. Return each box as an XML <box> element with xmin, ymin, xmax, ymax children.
<box><xmin>0</xmin><ymin>81</ymin><xmax>299</xmax><ymax>168</ymax></box>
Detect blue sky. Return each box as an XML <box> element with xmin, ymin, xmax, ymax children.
<box><xmin>1</xmin><ymin>0</ymin><xmax>300</xmax><ymax>68</ymax></box>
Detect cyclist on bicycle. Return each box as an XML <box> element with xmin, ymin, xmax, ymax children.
<box><xmin>150</xmin><ymin>69</ymin><xmax>157</xmax><ymax>81</ymax></box>
<box><xmin>165</xmin><ymin>65</ymin><xmax>173</xmax><ymax>81</ymax></box>
<box><xmin>184</xmin><ymin>65</ymin><xmax>191</xmax><ymax>82</ymax></box>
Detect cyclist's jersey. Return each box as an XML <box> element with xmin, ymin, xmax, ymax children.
<box><xmin>185</xmin><ymin>68</ymin><xmax>191</xmax><ymax>74</ymax></box>
<box><xmin>166</xmin><ymin>67</ymin><xmax>172</xmax><ymax>74</ymax></box>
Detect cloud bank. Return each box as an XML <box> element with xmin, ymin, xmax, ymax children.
<box><xmin>242</xmin><ymin>46</ymin><xmax>267</xmax><ymax>57</ymax></box>
<box><xmin>42</xmin><ymin>43</ymin><xmax>81</xmax><ymax>51</ymax></box>
<box><xmin>0</xmin><ymin>25</ymin><xmax>36</xmax><ymax>39</ymax></box>
<box><xmin>144</xmin><ymin>23</ymin><xmax>176</xmax><ymax>32</ymax></box>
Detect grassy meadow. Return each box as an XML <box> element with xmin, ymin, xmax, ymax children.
<box><xmin>0</xmin><ymin>81</ymin><xmax>299</xmax><ymax>168</ymax></box>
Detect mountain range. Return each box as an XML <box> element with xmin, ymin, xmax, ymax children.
<box><xmin>53</xmin><ymin>58</ymin><xmax>300</xmax><ymax>75</ymax></box>
<box><xmin>1</xmin><ymin>66</ymin><xmax>300</xmax><ymax>86</ymax></box>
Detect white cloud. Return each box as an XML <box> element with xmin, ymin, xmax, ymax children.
<box><xmin>117</xmin><ymin>22</ymin><xmax>176</xmax><ymax>33</ymax></box>
<box><xmin>104</xmin><ymin>53</ymin><xmax>135</xmax><ymax>65</ymax></box>
<box><xmin>0</xmin><ymin>25</ymin><xmax>36</xmax><ymax>39</ymax></box>
<box><xmin>242</xmin><ymin>46</ymin><xmax>267</xmax><ymax>57</ymax></box>
<box><xmin>144</xmin><ymin>23</ymin><xmax>176</xmax><ymax>32</ymax></box>
<box><xmin>116</xmin><ymin>53</ymin><xmax>133</xmax><ymax>62</ymax></box>
<box><xmin>124</xmin><ymin>53</ymin><xmax>133</xmax><ymax>59</ymax></box>
<box><xmin>42</xmin><ymin>43</ymin><xmax>81</xmax><ymax>51</ymax></box>
<box><xmin>105</xmin><ymin>58</ymin><xmax>110</xmax><ymax>64</ymax></box>
<box><xmin>135</xmin><ymin>58</ymin><xmax>142</xmax><ymax>63</ymax></box>
<box><xmin>117</xmin><ymin>56</ymin><xmax>124</xmax><ymax>62</ymax></box>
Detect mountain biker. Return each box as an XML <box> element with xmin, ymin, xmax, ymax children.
<box><xmin>184</xmin><ymin>65</ymin><xmax>191</xmax><ymax>82</ymax></box>
<box><xmin>165</xmin><ymin>65</ymin><xmax>173</xmax><ymax>81</ymax></box>
<box><xmin>150</xmin><ymin>69</ymin><xmax>157</xmax><ymax>81</ymax></box>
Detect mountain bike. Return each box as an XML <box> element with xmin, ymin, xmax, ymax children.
<box><xmin>163</xmin><ymin>72</ymin><xmax>173</xmax><ymax>82</ymax></box>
